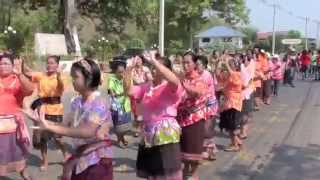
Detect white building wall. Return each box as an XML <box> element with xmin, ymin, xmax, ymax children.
<box><xmin>198</xmin><ymin>37</ymin><xmax>243</xmax><ymax>49</ymax></box>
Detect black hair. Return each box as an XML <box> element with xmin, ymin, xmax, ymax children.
<box><xmin>302</xmin><ymin>50</ymin><xmax>307</xmax><ymax>55</ymax></box>
<box><xmin>240</xmin><ymin>54</ymin><xmax>251</xmax><ymax>63</ymax></box>
<box><xmin>183</xmin><ymin>51</ymin><xmax>197</xmax><ymax>64</ymax></box>
<box><xmin>110</xmin><ymin>60</ymin><xmax>126</xmax><ymax>73</ymax></box>
<box><xmin>155</xmin><ymin>53</ymin><xmax>161</xmax><ymax>60</ymax></box>
<box><xmin>229</xmin><ymin>58</ymin><xmax>241</xmax><ymax>72</ymax></box>
<box><xmin>0</xmin><ymin>53</ymin><xmax>14</xmax><ymax>64</ymax></box>
<box><xmin>47</xmin><ymin>55</ymin><xmax>60</xmax><ymax>64</ymax></box>
<box><xmin>283</xmin><ymin>54</ymin><xmax>288</xmax><ymax>62</ymax></box>
<box><xmin>197</xmin><ymin>55</ymin><xmax>208</xmax><ymax>67</ymax></box>
<box><xmin>134</xmin><ymin>54</ymin><xmax>147</xmax><ymax>65</ymax></box>
<box><xmin>71</xmin><ymin>57</ymin><xmax>101</xmax><ymax>90</ymax></box>
<box><xmin>158</xmin><ymin>56</ymin><xmax>172</xmax><ymax>70</ymax></box>
<box><xmin>211</xmin><ymin>50</ymin><xmax>217</xmax><ymax>56</ymax></box>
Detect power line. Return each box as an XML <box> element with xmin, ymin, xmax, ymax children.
<box><xmin>258</xmin><ymin>0</ymin><xmax>320</xmax><ymax>24</ymax></box>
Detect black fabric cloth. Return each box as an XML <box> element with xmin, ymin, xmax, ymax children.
<box><xmin>136</xmin><ymin>143</ymin><xmax>181</xmax><ymax>178</ymax></box>
<box><xmin>219</xmin><ymin>108</ymin><xmax>242</xmax><ymax>132</ymax></box>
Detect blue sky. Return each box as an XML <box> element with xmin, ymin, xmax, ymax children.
<box><xmin>246</xmin><ymin>0</ymin><xmax>320</xmax><ymax>38</ymax></box>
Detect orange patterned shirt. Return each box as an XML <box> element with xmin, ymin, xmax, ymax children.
<box><xmin>222</xmin><ymin>71</ymin><xmax>243</xmax><ymax>112</ymax></box>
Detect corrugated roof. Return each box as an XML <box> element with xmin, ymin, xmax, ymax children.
<box><xmin>195</xmin><ymin>26</ymin><xmax>244</xmax><ymax>38</ymax></box>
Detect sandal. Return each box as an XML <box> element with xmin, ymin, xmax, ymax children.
<box><xmin>40</xmin><ymin>164</ymin><xmax>48</xmax><ymax>172</ymax></box>
<box><xmin>114</xmin><ymin>164</ymin><xmax>129</xmax><ymax>173</ymax></box>
<box><xmin>224</xmin><ymin>145</ymin><xmax>240</xmax><ymax>152</ymax></box>
<box><xmin>239</xmin><ymin>134</ymin><xmax>248</xmax><ymax>139</ymax></box>
<box><xmin>134</xmin><ymin>132</ymin><xmax>140</xmax><ymax>137</ymax></box>
<box><xmin>123</xmin><ymin>140</ymin><xmax>129</xmax><ymax>146</ymax></box>
<box><xmin>208</xmin><ymin>153</ymin><xmax>217</xmax><ymax>161</ymax></box>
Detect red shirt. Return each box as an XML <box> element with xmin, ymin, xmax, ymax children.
<box><xmin>300</xmin><ymin>54</ymin><xmax>311</xmax><ymax>65</ymax></box>
<box><xmin>317</xmin><ymin>55</ymin><xmax>320</xmax><ymax>65</ymax></box>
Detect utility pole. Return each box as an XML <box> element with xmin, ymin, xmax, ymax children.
<box><xmin>305</xmin><ymin>17</ymin><xmax>309</xmax><ymax>50</ymax></box>
<box><xmin>272</xmin><ymin>4</ymin><xmax>276</xmax><ymax>55</ymax></box>
<box><xmin>159</xmin><ymin>0</ymin><xmax>165</xmax><ymax>56</ymax></box>
<box><xmin>316</xmin><ymin>22</ymin><xmax>320</xmax><ymax>49</ymax></box>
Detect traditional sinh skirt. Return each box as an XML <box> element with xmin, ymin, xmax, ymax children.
<box><xmin>137</xmin><ymin>118</ymin><xmax>182</xmax><ymax>179</ymax></box>
<box><xmin>136</xmin><ymin>143</ymin><xmax>182</xmax><ymax>179</ymax></box>
<box><xmin>0</xmin><ymin>132</ymin><xmax>26</xmax><ymax>176</ymax></box>
<box><xmin>242</xmin><ymin>94</ymin><xmax>254</xmax><ymax>115</ymax></box>
<box><xmin>219</xmin><ymin>108</ymin><xmax>242</xmax><ymax>132</ymax></box>
<box><xmin>262</xmin><ymin>80</ymin><xmax>272</xmax><ymax>98</ymax></box>
<box><xmin>180</xmin><ymin>119</ymin><xmax>205</xmax><ymax>162</ymax></box>
<box><xmin>71</xmin><ymin>158</ymin><xmax>113</xmax><ymax>180</ymax></box>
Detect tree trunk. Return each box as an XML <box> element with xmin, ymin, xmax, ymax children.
<box><xmin>0</xmin><ymin>0</ymin><xmax>4</xmax><ymax>32</ymax></box>
<box><xmin>63</xmin><ymin>0</ymin><xmax>77</xmax><ymax>54</ymax></box>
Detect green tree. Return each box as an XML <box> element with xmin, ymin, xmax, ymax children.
<box><xmin>287</xmin><ymin>30</ymin><xmax>302</xmax><ymax>39</ymax></box>
<box><xmin>165</xmin><ymin>0</ymin><xmax>211</xmax><ymax>48</ymax></box>
<box><xmin>241</xmin><ymin>26</ymin><xmax>258</xmax><ymax>48</ymax></box>
<box><xmin>211</xmin><ymin>0</ymin><xmax>249</xmax><ymax>25</ymax></box>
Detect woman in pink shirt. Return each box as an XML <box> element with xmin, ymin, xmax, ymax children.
<box><xmin>125</xmin><ymin>53</ymin><xmax>184</xmax><ymax>180</ymax></box>
<box><xmin>196</xmin><ymin>55</ymin><xmax>219</xmax><ymax>161</ymax></box>
<box><xmin>270</xmin><ymin>55</ymin><xmax>283</xmax><ymax>96</ymax></box>
<box><xmin>131</xmin><ymin>54</ymin><xmax>153</xmax><ymax>137</ymax></box>
<box><xmin>240</xmin><ymin>54</ymin><xmax>255</xmax><ymax>139</ymax></box>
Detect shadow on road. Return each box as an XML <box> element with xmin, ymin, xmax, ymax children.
<box><xmin>26</xmin><ymin>153</ymin><xmax>42</xmax><ymax>167</ymax></box>
<box><xmin>216</xmin><ymin>144</ymin><xmax>320</xmax><ymax>180</ymax></box>
<box><xmin>0</xmin><ymin>176</ymin><xmax>15</xmax><ymax>180</ymax></box>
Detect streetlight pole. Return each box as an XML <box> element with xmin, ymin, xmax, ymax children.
<box><xmin>316</xmin><ymin>22</ymin><xmax>320</xmax><ymax>49</ymax></box>
<box><xmin>159</xmin><ymin>0</ymin><xmax>165</xmax><ymax>56</ymax></box>
<box><xmin>271</xmin><ymin>4</ymin><xmax>276</xmax><ymax>55</ymax></box>
<box><xmin>305</xmin><ymin>17</ymin><xmax>309</xmax><ymax>50</ymax></box>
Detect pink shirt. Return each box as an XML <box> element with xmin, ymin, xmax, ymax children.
<box><xmin>270</xmin><ymin>61</ymin><xmax>283</xmax><ymax>80</ymax></box>
<box><xmin>131</xmin><ymin>81</ymin><xmax>185</xmax><ymax>125</ymax></box>
<box><xmin>241</xmin><ymin>63</ymin><xmax>254</xmax><ymax>100</ymax></box>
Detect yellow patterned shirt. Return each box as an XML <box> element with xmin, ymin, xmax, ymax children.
<box><xmin>32</xmin><ymin>72</ymin><xmax>66</xmax><ymax>116</ymax></box>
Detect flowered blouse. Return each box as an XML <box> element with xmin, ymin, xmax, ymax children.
<box><xmin>131</xmin><ymin>81</ymin><xmax>185</xmax><ymax>147</ymax></box>
<box><xmin>69</xmin><ymin>91</ymin><xmax>112</xmax><ymax>175</ymax></box>
<box><xmin>200</xmin><ymin>70</ymin><xmax>218</xmax><ymax>119</ymax></box>
<box><xmin>177</xmin><ymin>71</ymin><xmax>208</xmax><ymax>127</ymax></box>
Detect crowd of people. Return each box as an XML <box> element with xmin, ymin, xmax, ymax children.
<box><xmin>0</xmin><ymin>47</ymin><xmax>318</xmax><ymax>180</ymax></box>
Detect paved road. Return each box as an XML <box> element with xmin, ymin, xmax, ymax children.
<box><xmin>5</xmin><ymin>80</ymin><xmax>320</xmax><ymax>180</ymax></box>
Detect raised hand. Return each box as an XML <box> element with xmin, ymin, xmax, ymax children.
<box><xmin>57</xmin><ymin>64</ymin><xmax>67</xmax><ymax>74</ymax></box>
<box><xmin>13</xmin><ymin>58</ymin><xmax>23</xmax><ymax>75</ymax></box>
<box><xmin>143</xmin><ymin>50</ymin><xmax>157</xmax><ymax>64</ymax></box>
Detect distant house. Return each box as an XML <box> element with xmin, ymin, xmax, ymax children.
<box><xmin>195</xmin><ymin>26</ymin><xmax>245</xmax><ymax>49</ymax></box>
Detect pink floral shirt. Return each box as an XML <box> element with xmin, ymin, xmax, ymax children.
<box><xmin>131</xmin><ymin>81</ymin><xmax>185</xmax><ymax>147</ymax></box>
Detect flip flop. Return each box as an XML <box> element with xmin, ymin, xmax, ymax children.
<box><xmin>224</xmin><ymin>145</ymin><xmax>240</xmax><ymax>152</ymax></box>
<box><xmin>40</xmin><ymin>165</ymin><xmax>48</xmax><ymax>172</ymax></box>
<box><xmin>114</xmin><ymin>164</ymin><xmax>129</xmax><ymax>173</ymax></box>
